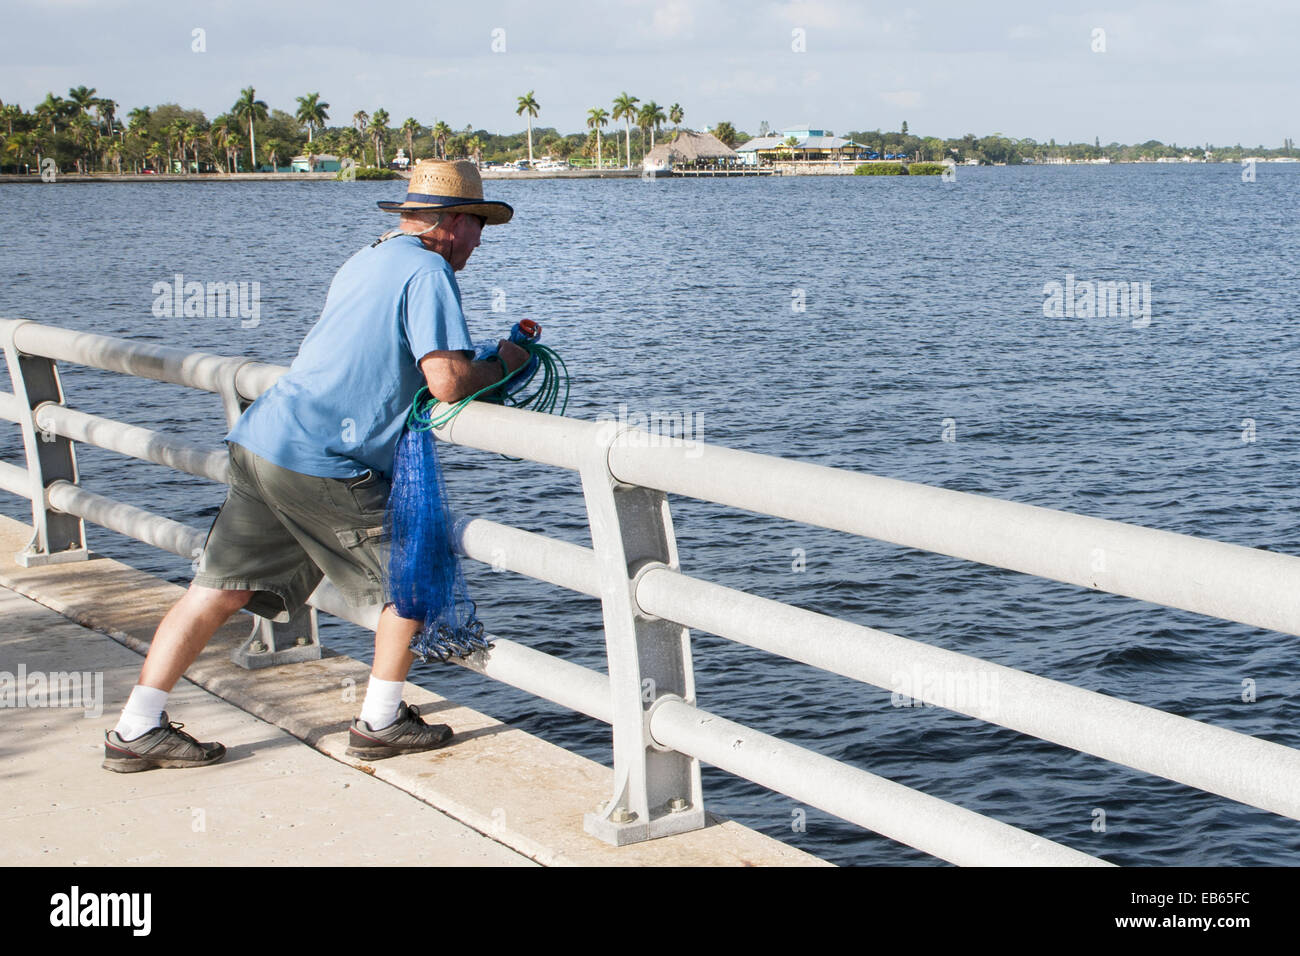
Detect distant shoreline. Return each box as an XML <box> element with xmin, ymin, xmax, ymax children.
<box><xmin>1</xmin><ymin>161</ymin><xmax>1288</xmax><ymax>185</ymax></box>
<box><xmin>0</xmin><ymin>168</ymin><xmax>644</xmax><ymax>184</ymax></box>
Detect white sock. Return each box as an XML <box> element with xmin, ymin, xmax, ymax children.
<box><xmin>114</xmin><ymin>685</ymin><xmax>169</xmax><ymax>740</ymax></box>
<box><xmin>358</xmin><ymin>676</ymin><xmax>405</xmax><ymax>730</ymax></box>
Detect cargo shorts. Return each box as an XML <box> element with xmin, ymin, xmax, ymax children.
<box><xmin>192</xmin><ymin>441</ymin><xmax>391</xmax><ymax>621</ymax></box>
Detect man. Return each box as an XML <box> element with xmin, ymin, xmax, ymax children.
<box><xmin>102</xmin><ymin>159</ymin><xmax>529</xmax><ymax>772</ymax></box>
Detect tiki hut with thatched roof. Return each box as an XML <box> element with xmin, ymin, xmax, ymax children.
<box><xmin>642</xmin><ymin>129</ymin><xmax>740</xmax><ymax>172</ymax></box>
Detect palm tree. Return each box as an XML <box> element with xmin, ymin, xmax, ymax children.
<box><xmin>127</xmin><ymin>107</ymin><xmax>151</xmax><ymax>135</ymax></box>
<box><xmin>35</xmin><ymin>93</ymin><xmax>71</xmax><ymax>134</ymax></box>
<box><xmin>639</xmin><ymin>101</ymin><xmax>666</xmax><ymax>153</ymax></box>
<box><xmin>400</xmin><ymin>117</ymin><xmax>420</xmax><ymax>163</ymax></box>
<box><xmin>166</xmin><ymin>119</ymin><xmax>188</xmax><ymax>173</ymax></box>
<box><xmin>232</xmin><ymin>86</ymin><xmax>268</xmax><ymax>170</ymax></box>
<box><xmin>295</xmin><ymin>93</ymin><xmax>329</xmax><ymax>143</ymax></box>
<box><xmin>146</xmin><ymin>140</ymin><xmax>166</xmax><ymax>174</ymax></box>
<box><xmin>264</xmin><ymin>139</ymin><xmax>284</xmax><ymax>170</ymax></box>
<box><xmin>515</xmin><ymin>91</ymin><xmax>540</xmax><ymax>165</ymax></box>
<box><xmin>224</xmin><ymin>133</ymin><xmax>245</xmax><ymax>172</ymax></box>
<box><xmin>713</xmin><ymin>121</ymin><xmax>738</xmax><ymax>148</ymax></box>
<box><xmin>4</xmin><ymin>131</ymin><xmax>35</xmax><ymax>173</ymax></box>
<box><xmin>369</xmin><ymin>108</ymin><xmax>390</xmax><ymax>166</ymax></box>
<box><xmin>466</xmin><ymin>134</ymin><xmax>484</xmax><ymax>165</ymax></box>
<box><xmin>669</xmin><ymin>103</ymin><xmax>684</xmax><ymax>135</ymax></box>
<box><xmin>185</xmin><ymin>122</ymin><xmax>203</xmax><ymax>172</ymax></box>
<box><xmin>210</xmin><ymin>114</ymin><xmax>235</xmax><ymax>172</ymax></box>
<box><xmin>337</xmin><ymin>128</ymin><xmax>364</xmax><ymax>165</ymax></box>
<box><xmin>66</xmin><ymin>114</ymin><xmax>96</xmax><ymax>172</ymax></box>
<box><xmin>432</xmin><ymin>120</ymin><xmax>452</xmax><ymax>159</ymax></box>
<box><xmin>0</xmin><ymin>103</ymin><xmax>20</xmax><ymax>138</ymax></box>
<box><xmin>586</xmin><ymin>107</ymin><xmax>608</xmax><ymax>169</ymax></box>
<box><xmin>352</xmin><ymin>110</ymin><xmax>368</xmax><ymax>133</ymax></box>
<box><xmin>67</xmin><ymin>86</ymin><xmax>97</xmax><ymax>121</ymax></box>
<box><xmin>612</xmin><ymin>93</ymin><xmax>639</xmax><ymax>168</ymax></box>
<box><xmin>96</xmin><ymin>97</ymin><xmax>118</xmax><ymax>136</ymax></box>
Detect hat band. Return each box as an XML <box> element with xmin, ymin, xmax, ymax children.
<box><xmin>404</xmin><ymin>192</ymin><xmax>484</xmax><ymax>205</ymax></box>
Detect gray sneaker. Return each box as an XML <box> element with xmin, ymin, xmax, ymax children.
<box><xmin>346</xmin><ymin>701</ymin><xmax>453</xmax><ymax>759</ymax></box>
<box><xmin>102</xmin><ymin>711</ymin><xmax>227</xmax><ymax>772</ymax></box>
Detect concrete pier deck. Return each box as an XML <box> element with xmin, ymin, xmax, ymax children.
<box><xmin>0</xmin><ymin>515</ymin><xmax>825</xmax><ymax>866</ymax></box>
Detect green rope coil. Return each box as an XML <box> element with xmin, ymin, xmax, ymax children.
<box><xmin>407</xmin><ymin>341</ymin><xmax>570</xmax><ymax>433</ymax></box>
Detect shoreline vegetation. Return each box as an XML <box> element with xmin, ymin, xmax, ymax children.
<box><xmin>3</xmin><ymin>83</ymin><xmax>1297</xmax><ymax>180</ymax></box>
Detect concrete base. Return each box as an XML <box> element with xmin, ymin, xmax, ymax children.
<box><xmin>0</xmin><ymin>515</ymin><xmax>827</xmax><ymax>866</ymax></box>
<box><xmin>14</xmin><ymin>546</ymin><xmax>89</xmax><ymax>568</ymax></box>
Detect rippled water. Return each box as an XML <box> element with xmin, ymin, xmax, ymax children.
<box><xmin>2</xmin><ymin>166</ymin><xmax>1299</xmax><ymax>866</ymax></box>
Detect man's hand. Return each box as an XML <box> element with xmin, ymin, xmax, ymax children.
<box><xmin>420</xmin><ymin>340</ymin><xmax>532</xmax><ymax>404</ymax></box>
<box><xmin>497</xmin><ymin>340</ymin><xmax>530</xmax><ymax>375</ymax></box>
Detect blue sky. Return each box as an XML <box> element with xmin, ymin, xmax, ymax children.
<box><xmin>1</xmin><ymin>0</ymin><xmax>1294</xmax><ymax>145</ymax></box>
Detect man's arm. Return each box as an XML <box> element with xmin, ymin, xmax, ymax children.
<box><xmin>419</xmin><ymin>340</ymin><xmax>531</xmax><ymax>404</ymax></box>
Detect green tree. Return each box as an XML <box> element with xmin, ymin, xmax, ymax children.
<box><xmin>432</xmin><ymin>120</ymin><xmax>452</xmax><ymax>159</ymax></box>
<box><xmin>337</xmin><ymin>127</ymin><xmax>364</xmax><ymax>165</ymax></box>
<box><xmin>96</xmin><ymin>97</ymin><xmax>118</xmax><ymax>136</ymax></box>
<box><xmin>35</xmin><ymin>93</ymin><xmax>71</xmax><ymax>134</ymax></box>
<box><xmin>713</xmin><ymin>121</ymin><xmax>737</xmax><ymax>147</ymax></box>
<box><xmin>67</xmin><ymin>86</ymin><xmax>97</xmax><ymax>121</ymax></box>
<box><xmin>669</xmin><ymin>103</ymin><xmax>684</xmax><ymax>134</ymax></box>
<box><xmin>612</xmin><ymin>92</ymin><xmax>638</xmax><ymax>168</ymax></box>
<box><xmin>370</xmin><ymin>108</ymin><xmax>390</xmax><ymax>166</ymax></box>
<box><xmin>516</xmin><ymin>90</ymin><xmax>540</xmax><ymax>164</ymax></box>
<box><xmin>466</xmin><ymin>134</ymin><xmax>484</xmax><ymax>164</ymax></box>
<box><xmin>232</xmin><ymin>86</ymin><xmax>268</xmax><ymax>169</ymax></box>
<box><xmin>586</xmin><ymin>106</ymin><xmax>609</xmax><ymax>169</ymax></box>
<box><xmin>295</xmin><ymin>92</ymin><xmax>329</xmax><ymax>143</ymax></box>
<box><xmin>1</xmin><ymin>103</ymin><xmax>22</xmax><ymax>136</ymax></box>
<box><xmin>263</xmin><ymin>138</ymin><xmax>286</xmax><ymax>170</ymax></box>
<box><xmin>400</xmin><ymin>117</ymin><xmax>420</xmax><ymax>163</ymax></box>
<box><xmin>639</xmin><ymin>100</ymin><xmax>666</xmax><ymax>152</ymax></box>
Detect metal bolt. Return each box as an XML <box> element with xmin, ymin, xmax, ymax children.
<box><xmin>610</xmin><ymin>806</ymin><xmax>634</xmax><ymax>823</ymax></box>
<box><xmin>295</xmin><ymin>636</ymin><xmax>310</xmax><ymax>646</ymax></box>
<box><xmin>250</xmin><ymin>640</ymin><xmax>267</xmax><ymax>653</ymax></box>
<box><xmin>668</xmin><ymin>797</ymin><xmax>689</xmax><ymax>813</ymax></box>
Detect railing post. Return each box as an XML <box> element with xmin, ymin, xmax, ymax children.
<box><xmin>2</xmin><ymin>321</ymin><xmax>88</xmax><ymax>566</ymax></box>
<box><xmin>580</xmin><ymin>425</ymin><xmax>706</xmax><ymax>845</ymax></box>
<box><xmin>218</xmin><ymin>360</ymin><xmax>322</xmax><ymax>669</ymax></box>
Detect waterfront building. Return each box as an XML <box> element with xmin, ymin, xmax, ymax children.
<box><xmin>642</xmin><ymin>129</ymin><xmax>739</xmax><ymax>173</ymax></box>
<box><xmin>734</xmin><ymin>126</ymin><xmax>871</xmax><ymax>166</ymax></box>
<box><xmin>290</xmin><ymin>153</ymin><xmax>342</xmax><ymax>173</ymax></box>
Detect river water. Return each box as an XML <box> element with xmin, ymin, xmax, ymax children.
<box><xmin>2</xmin><ymin>165</ymin><xmax>1299</xmax><ymax>865</ymax></box>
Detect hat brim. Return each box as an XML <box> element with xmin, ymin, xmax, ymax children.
<box><xmin>376</xmin><ymin>197</ymin><xmax>513</xmax><ymax>225</ymax></box>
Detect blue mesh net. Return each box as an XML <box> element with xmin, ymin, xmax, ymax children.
<box><xmin>384</xmin><ymin>328</ymin><xmax>567</xmax><ymax>661</ymax></box>
<box><xmin>383</xmin><ymin>416</ymin><xmax>488</xmax><ymax>662</ymax></box>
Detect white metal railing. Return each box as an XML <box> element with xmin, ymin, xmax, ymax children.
<box><xmin>4</xmin><ymin>316</ymin><xmax>1300</xmax><ymax>865</ymax></box>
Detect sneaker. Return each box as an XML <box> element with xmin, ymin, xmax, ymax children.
<box><xmin>345</xmin><ymin>701</ymin><xmax>453</xmax><ymax>760</ymax></box>
<box><xmin>102</xmin><ymin>711</ymin><xmax>227</xmax><ymax>773</ymax></box>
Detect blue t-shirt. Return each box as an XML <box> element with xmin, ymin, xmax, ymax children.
<box><xmin>227</xmin><ymin>235</ymin><xmax>473</xmax><ymax>478</ymax></box>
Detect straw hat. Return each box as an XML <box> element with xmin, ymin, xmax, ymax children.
<box><xmin>377</xmin><ymin>159</ymin><xmax>513</xmax><ymax>224</ymax></box>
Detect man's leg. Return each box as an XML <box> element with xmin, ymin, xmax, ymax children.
<box><xmin>138</xmin><ymin>584</ymin><xmax>254</xmax><ymax>690</ymax></box>
<box><xmin>112</xmin><ymin>584</ymin><xmax>252</xmax><ymax>742</ymax></box>
<box><xmin>356</xmin><ymin>605</ymin><xmax>420</xmax><ymax>731</ymax></box>
<box><xmin>371</xmin><ymin>604</ymin><xmax>420</xmax><ymax>681</ymax></box>
<box><xmin>347</xmin><ymin>605</ymin><xmax>453</xmax><ymax>756</ymax></box>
